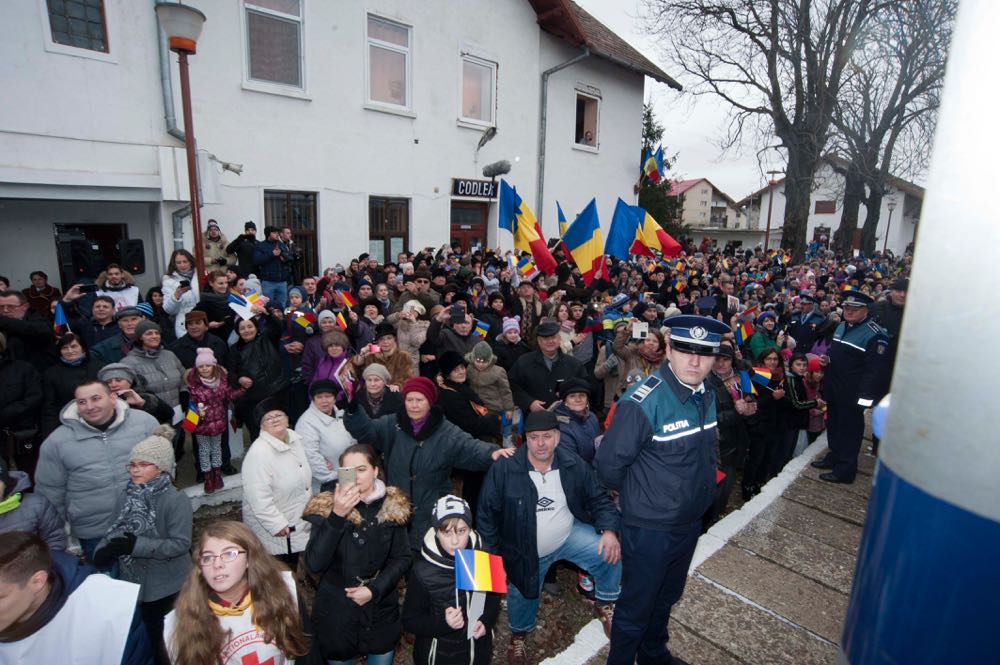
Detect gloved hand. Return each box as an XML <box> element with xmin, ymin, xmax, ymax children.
<box><xmin>92</xmin><ymin>533</ymin><xmax>137</xmax><ymax>566</ymax></box>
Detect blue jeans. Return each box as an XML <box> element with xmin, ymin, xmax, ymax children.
<box><xmin>261</xmin><ymin>280</ymin><xmax>287</xmax><ymax>309</ymax></box>
<box><xmin>328</xmin><ymin>652</ymin><xmax>393</xmax><ymax>665</ymax></box>
<box><xmin>507</xmin><ymin>519</ymin><xmax>621</xmax><ymax>633</ymax></box>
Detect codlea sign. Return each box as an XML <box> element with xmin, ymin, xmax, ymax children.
<box><xmin>451</xmin><ymin>179</ymin><xmax>498</xmax><ymax>199</ymax></box>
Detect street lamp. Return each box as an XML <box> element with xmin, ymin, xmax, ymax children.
<box><xmin>155</xmin><ymin>2</ymin><xmax>207</xmax><ymax>277</ymax></box>
<box><xmin>883</xmin><ymin>198</ymin><xmax>898</xmax><ymax>255</ymax></box>
<box><xmin>763</xmin><ymin>170</ymin><xmax>782</xmax><ymax>250</ymax></box>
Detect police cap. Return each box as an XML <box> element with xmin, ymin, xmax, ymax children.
<box><xmin>665</xmin><ymin>314</ymin><xmax>730</xmax><ymax>356</ymax></box>
<box><xmin>842</xmin><ymin>292</ymin><xmax>874</xmax><ymax>307</ymax></box>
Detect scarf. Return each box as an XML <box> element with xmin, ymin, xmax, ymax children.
<box><xmin>208</xmin><ymin>590</ymin><xmax>252</xmax><ymax>617</ymax></box>
<box><xmin>199</xmin><ymin>375</ymin><xmax>221</xmax><ymax>389</ymax></box>
<box><xmin>60</xmin><ymin>354</ymin><xmax>85</xmax><ymax>367</ymax></box>
<box><xmin>410</xmin><ymin>414</ymin><xmax>429</xmax><ymax>435</ymax></box>
<box><xmin>140</xmin><ymin>347</ymin><xmax>162</xmax><ymax>359</ymax></box>
<box><xmin>0</xmin><ymin>492</ymin><xmax>22</xmax><ymax>515</ymax></box>
<box><xmin>175</xmin><ymin>269</ymin><xmax>196</xmax><ymax>281</ymax></box>
<box><xmin>637</xmin><ymin>345</ymin><xmax>665</xmax><ymax>367</ymax></box>
<box><xmin>361</xmin><ymin>478</ymin><xmax>387</xmax><ymax>505</ymax></box>
<box><xmin>0</xmin><ymin>566</ymin><xmax>65</xmax><ymax>643</ymax></box>
<box><xmin>365</xmin><ymin>389</ymin><xmax>384</xmax><ymax>415</ymax></box>
<box><xmin>106</xmin><ymin>473</ymin><xmax>173</xmax><ymax>581</ymax></box>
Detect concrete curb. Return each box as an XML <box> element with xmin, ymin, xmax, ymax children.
<box><xmin>183</xmin><ymin>472</ymin><xmax>245</xmax><ymax>510</ymax></box>
<box><xmin>538</xmin><ymin>435</ymin><xmax>829</xmax><ymax>665</ymax></box>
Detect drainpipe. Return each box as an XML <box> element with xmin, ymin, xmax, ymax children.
<box><xmin>536</xmin><ymin>46</ymin><xmax>590</xmax><ymax>226</ymax></box>
<box><xmin>171</xmin><ymin>205</ymin><xmax>191</xmax><ymax>251</ymax></box>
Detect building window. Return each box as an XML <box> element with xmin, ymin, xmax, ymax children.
<box><xmin>701</xmin><ymin>200</ymin><xmax>707</xmax><ymax>206</ymax></box>
<box><xmin>702</xmin><ymin>188</ymin><xmax>709</xmax><ymax>194</ymax></box>
<box><xmin>367</xmin><ymin>15</ymin><xmax>410</xmax><ymax>108</ymax></box>
<box><xmin>47</xmin><ymin>0</ymin><xmax>108</xmax><ymax>52</ymax></box>
<box><xmin>461</xmin><ymin>55</ymin><xmax>496</xmax><ymax>125</ymax></box>
<box><xmin>814</xmin><ymin>200</ymin><xmax>836</xmax><ymax>214</ymax></box>
<box><xmin>369</xmin><ymin>197</ymin><xmax>409</xmax><ymax>263</ymax></box>
<box><xmin>575</xmin><ymin>93</ymin><xmax>599</xmax><ymax>147</ymax></box>
<box><xmin>245</xmin><ymin>0</ymin><xmax>303</xmax><ymax>88</ymax></box>
<box><xmin>264</xmin><ymin>190</ymin><xmax>317</xmax><ymax>279</ymax></box>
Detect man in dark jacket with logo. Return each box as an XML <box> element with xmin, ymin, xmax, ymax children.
<box><xmin>478</xmin><ymin>410</ymin><xmax>621</xmax><ymax>665</ymax></box>
<box><xmin>597</xmin><ymin>314</ymin><xmax>731</xmax><ymax>665</ymax></box>
<box><xmin>507</xmin><ymin>319</ymin><xmax>587</xmax><ymax>413</ymax></box>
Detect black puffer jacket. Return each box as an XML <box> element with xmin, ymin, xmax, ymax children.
<box><xmin>0</xmin><ymin>312</ymin><xmax>55</xmax><ymax>371</ymax></box>
<box><xmin>402</xmin><ymin>528</ymin><xmax>500</xmax><ymax>665</ymax></box>
<box><xmin>229</xmin><ymin>319</ymin><xmax>289</xmax><ymax>402</ymax></box>
<box><xmin>507</xmin><ymin>350</ymin><xmax>587</xmax><ymax>412</ymax></box>
<box><xmin>0</xmin><ymin>353</ymin><xmax>43</xmax><ymax>434</ymax></box>
<box><xmin>41</xmin><ymin>355</ymin><xmax>106</xmax><ymax>435</ymax></box>
<box><xmin>707</xmin><ymin>372</ymin><xmax>751</xmax><ymax>467</ymax></box>
<box><xmin>303</xmin><ymin>486</ymin><xmax>412</xmax><ymax>661</ymax></box>
<box><xmin>437</xmin><ymin>380</ymin><xmax>501</xmax><ymax>440</ymax></box>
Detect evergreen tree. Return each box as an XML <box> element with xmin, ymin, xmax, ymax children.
<box><xmin>637</xmin><ymin>103</ymin><xmax>685</xmax><ymax>239</ymax></box>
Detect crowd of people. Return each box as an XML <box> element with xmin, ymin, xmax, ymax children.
<box><xmin>0</xmin><ymin>227</ymin><xmax>906</xmax><ymax>665</ymax></box>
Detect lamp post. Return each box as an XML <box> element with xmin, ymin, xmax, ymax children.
<box><xmin>763</xmin><ymin>170</ymin><xmax>782</xmax><ymax>250</ymax></box>
<box><xmin>883</xmin><ymin>198</ymin><xmax>898</xmax><ymax>255</ymax></box>
<box><xmin>155</xmin><ymin>2</ymin><xmax>207</xmax><ymax>278</ymax></box>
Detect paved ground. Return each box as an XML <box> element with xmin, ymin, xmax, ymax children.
<box><xmin>580</xmin><ymin>437</ymin><xmax>874</xmax><ymax>665</ymax></box>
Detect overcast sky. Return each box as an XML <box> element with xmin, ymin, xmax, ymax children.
<box><xmin>576</xmin><ymin>0</ymin><xmax>782</xmax><ymax>201</ymax></box>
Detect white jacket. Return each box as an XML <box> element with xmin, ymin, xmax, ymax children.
<box><xmin>241</xmin><ymin>429</ymin><xmax>312</xmax><ymax>555</ymax></box>
<box><xmin>294</xmin><ymin>405</ymin><xmax>355</xmax><ymax>491</ymax></box>
<box><xmin>161</xmin><ymin>271</ymin><xmax>200</xmax><ymax>339</ymax></box>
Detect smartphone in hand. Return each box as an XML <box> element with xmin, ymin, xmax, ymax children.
<box><xmin>337</xmin><ymin>466</ymin><xmax>357</xmax><ymax>487</ymax></box>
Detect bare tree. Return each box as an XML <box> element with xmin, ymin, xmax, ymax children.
<box><xmin>831</xmin><ymin>0</ymin><xmax>954</xmax><ymax>255</ymax></box>
<box><xmin>643</xmin><ymin>0</ymin><xmax>881</xmax><ymax>260</ymax></box>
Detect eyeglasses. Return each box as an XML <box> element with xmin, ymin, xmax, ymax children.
<box><xmin>199</xmin><ymin>549</ymin><xmax>246</xmax><ymax>566</ymax></box>
<box><xmin>0</xmin><ymin>303</ymin><xmax>25</xmax><ymax>312</ymax></box>
<box><xmin>126</xmin><ymin>461</ymin><xmax>155</xmax><ymax>471</ymax></box>
<box><xmin>262</xmin><ymin>413</ymin><xmax>287</xmax><ymax>423</ymax></box>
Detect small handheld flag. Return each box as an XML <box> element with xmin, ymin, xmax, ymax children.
<box><xmin>53</xmin><ymin>302</ymin><xmax>70</xmax><ymax>335</ymax></box>
<box><xmin>734</xmin><ymin>319</ymin><xmax>754</xmax><ymax>346</ymax></box>
<box><xmin>337</xmin><ymin>290</ymin><xmax>357</xmax><ymax>308</ymax></box>
<box><xmin>455</xmin><ymin>549</ymin><xmax>507</xmax><ymax>593</ymax></box>
<box><xmin>739</xmin><ymin>370</ymin><xmax>758</xmax><ymax>396</ymax></box>
<box><xmin>751</xmin><ymin>367</ymin><xmax>773</xmax><ymax>388</ymax></box>
<box><xmin>517</xmin><ymin>258</ymin><xmax>540</xmax><ymax>282</ymax></box>
<box><xmin>181</xmin><ymin>401</ymin><xmax>201</xmax><ymax>434</ymax></box>
<box><xmin>335</xmin><ymin>311</ymin><xmax>348</xmax><ymax>331</ymax></box>
<box><xmin>473</xmin><ymin>319</ymin><xmax>490</xmax><ymax>338</ymax></box>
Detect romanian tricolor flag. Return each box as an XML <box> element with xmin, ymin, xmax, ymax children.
<box><xmin>629</xmin><ymin>208</ymin><xmax>682</xmax><ymax>258</ymax></box>
<box><xmin>556</xmin><ymin>201</ymin><xmax>569</xmax><ymax>238</ymax></box>
<box><xmin>517</xmin><ymin>257</ymin><xmax>539</xmax><ymax>282</ymax></box>
<box><xmin>562</xmin><ymin>198</ymin><xmax>608</xmax><ymax>286</ymax></box>
<box><xmin>181</xmin><ymin>401</ymin><xmax>200</xmax><ymax>434</ymax></box>
<box><xmin>739</xmin><ymin>370</ymin><xmax>758</xmax><ymax>397</ymax></box>
<box><xmin>841</xmin><ymin>283</ymin><xmax>855</xmax><ymax>292</ymax></box>
<box><xmin>642</xmin><ymin>145</ymin><xmax>664</xmax><ymax>184</ymax></box>
<box><xmin>53</xmin><ymin>302</ymin><xmax>70</xmax><ymax>335</ymax></box>
<box><xmin>294</xmin><ymin>312</ymin><xmax>317</xmax><ymax>331</ymax></box>
<box><xmin>722</xmin><ymin>257</ymin><xmax>731</xmax><ymax>271</ymax></box>
<box><xmin>751</xmin><ymin>367</ymin><xmax>773</xmax><ymax>387</ymax></box>
<box><xmin>473</xmin><ymin>319</ymin><xmax>490</xmax><ymax>338</ymax></box>
<box><xmin>335</xmin><ymin>311</ymin><xmax>348</xmax><ymax>331</ymax></box>
<box><xmin>734</xmin><ymin>319</ymin><xmax>754</xmax><ymax>346</ymax></box>
<box><xmin>227</xmin><ymin>290</ymin><xmax>248</xmax><ymax>307</ymax></box>
<box><xmin>672</xmin><ymin>278</ymin><xmax>687</xmax><ymax>292</ymax></box>
<box><xmin>497</xmin><ymin>180</ymin><xmax>557</xmax><ymax>275</ymax></box>
<box><xmin>455</xmin><ymin>549</ymin><xmax>507</xmax><ymax>593</ymax></box>
<box><xmin>337</xmin><ymin>290</ymin><xmax>357</xmax><ymax>308</ymax></box>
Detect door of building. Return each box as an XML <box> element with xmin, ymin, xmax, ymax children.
<box><xmin>449</xmin><ymin>201</ymin><xmax>489</xmax><ymax>253</ymax></box>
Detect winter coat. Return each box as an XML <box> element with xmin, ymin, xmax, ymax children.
<box><xmin>121</xmin><ymin>347</ymin><xmax>185</xmax><ymax>409</ymax></box>
<box><xmin>0</xmin><ymin>310</ymin><xmax>56</xmax><ymax>372</ymax></box>
<box><xmin>300</xmin><ymin>333</ymin><xmax>327</xmax><ymax>384</ymax></box>
<box><xmin>611</xmin><ymin>326</ymin><xmax>660</xmax><ymax>398</ymax></box>
<box><xmin>241</xmin><ymin>429</ymin><xmax>313</xmax><ymax>555</ymax></box>
<box><xmin>352</xmin><ymin>348</ymin><xmax>413</xmax><ymax>387</ymax></box>
<box><xmin>465</xmin><ymin>354</ymin><xmax>514</xmax><ymax>413</ymax></box>
<box><xmin>162</xmin><ymin>272</ymin><xmax>201</xmax><ymax>339</ymax></box>
<box><xmin>0</xmin><ymin>470</ymin><xmax>67</xmax><ymax>550</ymax></box>
<box><xmin>229</xmin><ymin>321</ymin><xmax>290</xmax><ymax>403</ymax></box>
<box><xmin>185</xmin><ymin>368</ymin><xmax>246</xmax><ymax>436</ymax></box>
<box><xmin>393</xmin><ymin>316</ymin><xmax>429</xmax><ymax>376</ymax></box>
<box><xmin>40</xmin><ymin>355</ymin><xmax>106</xmax><ymax>435</ymax></box>
<box><xmin>0</xmin><ymin>354</ymin><xmax>43</xmax><ymax>434</ymax></box>
<box><xmin>507</xmin><ymin>349</ymin><xmax>587</xmax><ymax>413</ymax></box>
<box><xmin>34</xmin><ymin>400</ymin><xmax>158</xmax><ymax>539</ymax></box>
<box><xmin>226</xmin><ymin>234</ymin><xmax>259</xmax><ymax>278</ymax></box>
<box><xmin>347</xmin><ymin>315</ymin><xmax>379</xmax><ymax>351</ymax></box>
<box><xmin>90</xmin><ymin>333</ymin><xmax>132</xmax><ymax>364</ymax></box>
<box><xmin>343</xmin><ymin>404</ymin><xmax>497</xmax><ymax>549</ymax></box>
<box><xmin>593</xmin><ymin>345</ymin><xmax>621</xmax><ymax>411</ymax></box>
<box><xmin>21</xmin><ymin>285</ymin><xmax>62</xmax><ymax>316</ymax></box>
<box><xmin>294</xmin><ymin>403</ymin><xmax>354</xmax><ymax>490</ymax></box>
<box><xmin>168</xmin><ymin>331</ymin><xmax>229</xmax><ymax>370</ymax></box>
<box><xmin>303</xmin><ymin>487</ymin><xmax>413</xmax><ymax>661</ymax></box>
<box><xmin>193</xmin><ymin>291</ymin><xmax>237</xmax><ymax>344</ymax></box>
<box><xmin>203</xmin><ymin>233</ymin><xmax>235</xmax><ymax>270</ymax></box>
<box><xmin>427</xmin><ymin>320</ymin><xmax>479</xmax><ymax>357</ymax></box>
<box><xmin>478</xmin><ymin>444</ymin><xmax>619</xmax><ymax>600</ymax></box>
<box><xmin>491</xmin><ymin>335</ymin><xmax>529</xmax><ymax>372</ymax></box>
<box><xmin>437</xmin><ymin>381</ymin><xmax>501</xmax><ymax>441</ymax></box>
<box><xmin>252</xmin><ymin>239</ymin><xmax>286</xmax><ymax>282</ymax></box>
<box><xmin>552</xmin><ymin>402</ymin><xmax>600</xmax><ymax>465</ymax></box>
<box><xmin>782</xmin><ymin>372</ymin><xmax>819</xmax><ymax>431</ymax></box>
<box><xmin>359</xmin><ymin>388</ymin><xmax>404</xmax><ymax>420</ymax></box>
<box><xmin>707</xmin><ymin>372</ymin><xmax>751</xmax><ymax>467</ymax></box>
<box><xmin>96</xmin><ymin>478</ymin><xmax>193</xmax><ymax>603</ymax></box>
<box><xmin>402</xmin><ymin>529</ymin><xmax>500</xmax><ymax>665</ymax></box>
<box><xmin>95</xmin><ymin>270</ymin><xmax>141</xmax><ymax>310</ymax></box>
<box><xmin>748</xmin><ymin>327</ymin><xmax>780</xmax><ymax>362</ymax></box>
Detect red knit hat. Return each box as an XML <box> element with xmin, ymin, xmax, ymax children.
<box><xmin>403</xmin><ymin>376</ymin><xmax>438</xmax><ymax>404</ymax></box>
<box><xmin>807</xmin><ymin>356</ymin><xmax>822</xmax><ymax>373</ymax></box>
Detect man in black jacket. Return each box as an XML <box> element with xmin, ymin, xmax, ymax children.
<box><xmin>0</xmin><ymin>290</ymin><xmax>55</xmax><ymax>372</ymax></box>
<box><xmin>478</xmin><ymin>411</ymin><xmax>621</xmax><ymax>665</ymax></box>
<box><xmin>507</xmin><ymin>320</ymin><xmax>587</xmax><ymax>413</ymax></box>
<box><xmin>225</xmin><ymin>221</ymin><xmax>259</xmax><ymax>278</ymax></box>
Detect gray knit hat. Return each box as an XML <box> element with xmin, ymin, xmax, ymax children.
<box><xmin>98</xmin><ymin>363</ymin><xmax>140</xmax><ymax>387</ymax></box>
<box><xmin>471</xmin><ymin>341</ymin><xmax>493</xmax><ymax>363</ymax></box>
<box><xmin>130</xmin><ymin>425</ymin><xmax>176</xmax><ymax>475</ymax></box>
<box><xmin>133</xmin><ymin>319</ymin><xmax>162</xmax><ymax>342</ymax></box>
<box><xmin>362</xmin><ymin>363</ymin><xmax>391</xmax><ymax>383</ymax></box>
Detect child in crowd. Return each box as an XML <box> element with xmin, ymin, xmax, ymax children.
<box><xmin>804</xmin><ymin>355</ymin><xmax>827</xmax><ymax>443</ymax></box>
<box><xmin>185</xmin><ymin>348</ymin><xmax>245</xmax><ymax>493</ymax></box>
<box><xmin>402</xmin><ymin>495</ymin><xmax>500</xmax><ymax>665</ymax></box>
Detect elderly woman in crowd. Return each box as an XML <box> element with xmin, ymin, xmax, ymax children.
<box><xmin>352</xmin><ymin>322</ymin><xmax>412</xmax><ymax>389</ymax></box>
<box><xmin>358</xmin><ymin>363</ymin><xmax>403</xmax><ymax>419</ymax></box>
<box><xmin>93</xmin><ymin>426</ymin><xmax>192</xmax><ymax>665</ymax></box>
<box><xmin>310</xmin><ymin>329</ymin><xmax>354</xmax><ymax>398</ymax></box>
<box><xmin>229</xmin><ymin>315</ymin><xmax>287</xmax><ymax>440</ymax></box>
<box><xmin>241</xmin><ymin>398</ymin><xmax>312</xmax><ymax>568</ymax></box>
<box><xmin>295</xmin><ymin>379</ymin><xmax>354</xmax><ymax>491</ymax></box>
<box><xmin>121</xmin><ymin>318</ymin><xmax>186</xmax><ymax>456</ymax></box>
<box><xmin>41</xmin><ymin>332</ymin><xmax>106</xmax><ymax>435</ymax></box>
<box><xmin>301</xmin><ymin>309</ymin><xmax>342</xmax><ymax>382</ymax></box>
<box><xmin>389</xmin><ymin>300</ymin><xmax>430</xmax><ymax>376</ymax></box>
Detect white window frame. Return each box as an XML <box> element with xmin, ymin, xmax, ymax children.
<box><xmin>241</xmin><ymin>0</ymin><xmax>309</xmax><ymax>99</ymax></box>
<box><xmin>457</xmin><ymin>51</ymin><xmax>497</xmax><ymax>129</ymax></box>
<box><xmin>364</xmin><ymin>13</ymin><xmax>413</xmax><ymax>115</ymax></box>
<box><xmin>38</xmin><ymin>0</ymin><xmax>118</xmax><ymax>63</ymax></box>
<box><xmin>572</xmin><ymin>86</ymin><xmax>601</xmax><ymax>153</ymax></box>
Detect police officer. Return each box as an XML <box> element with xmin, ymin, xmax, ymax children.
<box><xmin>811</xmin><ymin>291</ymin><xmax>889</xmax><ymax>483</ymax></box>
<box><xmin>786</xmin><ymin>293</ymin><xmax>826</xmax><ymax>351</ymax></box>
<box><xmin>597</xmin><ymin>314</ymin><xmax>731</xmax><ymax>665</ymax></box>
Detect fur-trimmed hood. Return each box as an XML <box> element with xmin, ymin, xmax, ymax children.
<box><xmin>303</xmin><ymin>484</ymin><xmax>412</xmax><ymax>527</ymax></box>
<box><xmin>95</xmin><ymin>269</ymin><xmax>137</xmax><ymax>288</ymax></box>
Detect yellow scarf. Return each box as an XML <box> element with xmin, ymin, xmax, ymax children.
<box><xmin>208</xmin><ymin>591</ymin><xmax>252</xmax><ymax>617</ymax></box>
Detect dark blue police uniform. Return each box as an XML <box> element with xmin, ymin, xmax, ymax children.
<box><xmin>597</xmin><ymin>315</ymin><xmax>730</xmax><ymax>665</ymax></box>
<box><xmin>814</xmin><ymin>292</ymin><xmax>889</xmax><ymax>482</ymax></box>
<box><xmin>786</xmin><ymin>294</ymin><xmax>827</xmax><ymax>351</ymax></box>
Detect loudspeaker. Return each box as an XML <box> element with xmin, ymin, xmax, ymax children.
<box><xmin>69</xmin><ymin>239</ymin><xmax>105</xmax><ymax>278</ymax></box>
<box><xmin>118</xmin><ymin>239</ymin><xmax>145</xmax><ymax>274</ymax></box>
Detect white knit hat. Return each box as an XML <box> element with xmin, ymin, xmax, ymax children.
<box><xmin>130</xmin><ymin>425</ymin><xmax>176</xmax><ymax>476</ymax></box>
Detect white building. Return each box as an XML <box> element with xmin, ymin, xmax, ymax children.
<box><xmin>0</xmin><ymin>0</ymin><xmax>678</xmax><ymax>293</ymax></box>
<box><xmin>734</xmin><ymin>157</ymin><xmax>923</xmax><ymax>253</ymax></box>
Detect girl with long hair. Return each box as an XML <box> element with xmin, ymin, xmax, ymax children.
<box><xmin>163</xmin><ymin>520</ymin><xmax>310</xmax><ymax>665</ymax></box>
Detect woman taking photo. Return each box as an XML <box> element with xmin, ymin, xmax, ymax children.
<box><xmin>41</xmin><ymin>333</ymin><xmax>106</xmax><ymax>435</ymax></box>
<box><xmin>162</xmin><ymin>249</ymin><xmax>200</xmax><ymax>340</ymax></box>
<box><xmin>164</xmin><ymin>520</ymin><xmax>310</xmax><ymax>665</ymax></box>
<box><xmin>303</xmin><ymin>443</ymin><xmax>412</xmax><ymax>665</ymax></box>
<box><xmin>230</xmin><ymin>316</ymin><xmax>288</xmax><ymax>440</ymax></box>
<box><xmin>611</xmin><ymin>321</ymin><xmax>666</xmax><ymax>399</ymax></box>
<box><xmin>93</xmin><ymin>426</ymin><xmax>193</xmax><ymax>664</ymax></box>
<box><xmin>241</xmin><ymin>398</ymin><xmax>311</xmax><ymax>568</ymax></box>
